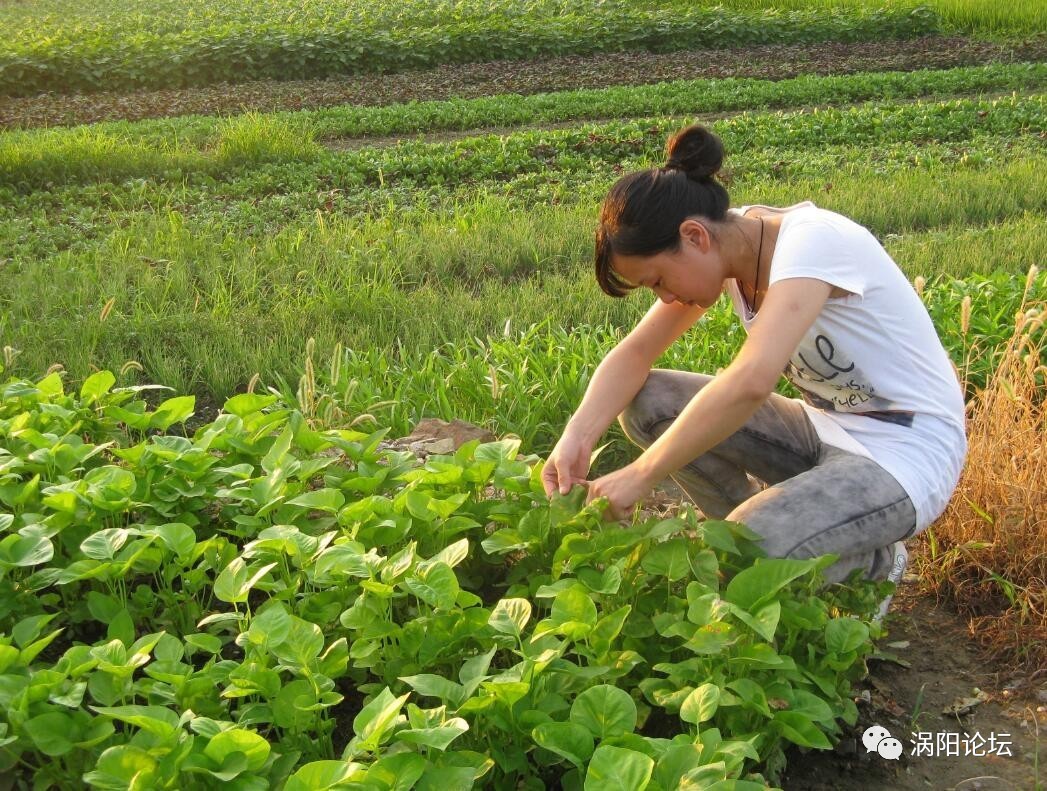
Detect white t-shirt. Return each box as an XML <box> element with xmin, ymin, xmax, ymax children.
<box><xmin>726</xmin><ymin>202</ymin><xmax>967</xmax><ymax>532</ymax></box>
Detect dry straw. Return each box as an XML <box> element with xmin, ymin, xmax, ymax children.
<box><xmin>916</xmin><ymin>266</ymin><xmax>1045</xmax><ymax>670</ymax></box>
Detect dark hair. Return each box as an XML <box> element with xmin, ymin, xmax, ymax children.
<box><xmin>595</xmin><ymin>124</ymin><xmax>730</xmax><ymax>297</ymax></box>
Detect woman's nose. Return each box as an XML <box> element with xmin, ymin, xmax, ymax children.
<box><xmin>654</xmin><ymin>287</ymin><xmax>676</xmax><ymax>304</ymax></box>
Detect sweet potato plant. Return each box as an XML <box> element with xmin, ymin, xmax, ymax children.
<box><xmin>0</xmin><ymin>369</ymin><xmax>888</xmax><ymax>789</ymax></box>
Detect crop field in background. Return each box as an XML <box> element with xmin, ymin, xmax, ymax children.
<box><xmin>1</xmin><ymin>0</ymin><xmax>1045</xmax><ymax>789</ymax></box>
<box><xmin>2</xmin><ymin>0</ymin><xmax>1042</xmax><ymax>99</ymax></box>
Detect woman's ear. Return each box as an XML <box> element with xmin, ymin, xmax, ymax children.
<box><xmin>679</xmin><ymin>218</ymin><xmax>712</xmax><ymax>252</ymax></box>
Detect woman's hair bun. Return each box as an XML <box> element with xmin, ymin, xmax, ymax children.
<box><xmin>664</xmin><ymin>124</ymin><xmax>724</xmax><ymax>182</ymax></box>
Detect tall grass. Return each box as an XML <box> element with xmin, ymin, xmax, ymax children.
<box><xmin>914</xmin><ymin>266</ymin><xmax>1046</xmax><ymax>670</ymax></box>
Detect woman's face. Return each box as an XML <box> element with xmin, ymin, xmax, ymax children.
<box><xmin>612</xmin><ymin>222</ymin><xmax>726</xmax><ymax>308</ymax></box>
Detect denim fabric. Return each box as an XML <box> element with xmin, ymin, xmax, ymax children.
<box><xmin>619</xmin><ymin>369</ymin><xmax>917</xmax><ymax>584</ymax></box>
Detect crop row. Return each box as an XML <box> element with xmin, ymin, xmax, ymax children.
<box><xmin>0</xmin><ymin>3</ymin><xmax>941</xmax><ymax>97</ymax></box>
<box><xmin>0</xmin><ymin>371</ymin><xmax>890</xmax><ymax>788</ymax></box>
<box><xmin>3</xmin><ymin>92</ymin><xmax>1044</xmax><ymax>192</ymax></box>
<box><xmin>10</xmin><ymin>62</ymin><xmax>1042</xmax><ymax>149</ymax></box>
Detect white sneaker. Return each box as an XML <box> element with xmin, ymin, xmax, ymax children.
<box><xmin>874</xmin><ymin>541</ymin><xmax>909</xmax><ymax>622</ymax></box>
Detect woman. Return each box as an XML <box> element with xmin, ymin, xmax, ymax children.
<box><xmin>541</xmin><ymin>124</ymin><xmax>966</xmax><ymax>590</ymax></box>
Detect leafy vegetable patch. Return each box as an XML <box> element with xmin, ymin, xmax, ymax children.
<box><xmin>0</xmin><ymin>370</ymin><xmax>889</xmax><ymax>788</ymax></box>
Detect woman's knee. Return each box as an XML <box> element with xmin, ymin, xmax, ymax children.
<box><xmin>619</xmin><ymin>369</ymin><xmax>712</xmax><ymax>445</ymax></box>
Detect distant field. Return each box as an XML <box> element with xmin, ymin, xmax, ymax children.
<box><xmin>0</xmin><ymin>0</ymin><xmax>945</xmax><ymax>95</ymax></box>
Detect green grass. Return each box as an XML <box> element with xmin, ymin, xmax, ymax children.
<box><xmin>698</xmin><ymin>0</ymin><xmax>1047</xmax><ymax>35</ymax></box>
<box><xmin>3</xmin><ymin>156</ymin><xmax>1044</xmax><ymax>397</ymax></box>
<box><xmin>273</xmin><ymin>263</ymin><xmax>1045</xmax><ymax>469</ymax></box>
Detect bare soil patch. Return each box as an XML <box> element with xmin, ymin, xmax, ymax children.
<box><xmin>3</xmin><ymin>35</ymin><xmax>1044</xmax><ymax>130</ymax></box>
<box><xmin>783</xmin><ymin>589</ymin><xmax>1045</xmax><ymax>791</ymax></box>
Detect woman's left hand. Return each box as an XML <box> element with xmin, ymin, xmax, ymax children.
<box><xmin>585</xmin><ymin>463</ymin><xmax>656</xmax><ymax>522</ymax></box>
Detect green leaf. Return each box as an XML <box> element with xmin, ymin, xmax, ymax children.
<box><xmin>683</xmin><ymin>622</ymin><xmax>736</xmax><ymax>655</ymax></box>
<box><xmin>725</xmin><ymin>679</ymin><xmax>771</xmax><ymax>718</ymax></box>
<box><xmin>213</xmin><ymin>557</ymin><xmax>276</xmax><ymax>603</ymax></box>
<box><xmin>774</xmin><ymin>710</ymin><xmax>833</xmax><ymax>749</ymax></box>
<box><xmin>785</xmin><ymin>689</ymin><xmax>836</xmax><ymax>724</ymax></box>
<box><xmin>287</xmin><ymin>488</ymin><xmax>345</xmax><ymax>512</ymax></box>
<box><xmin>395</xmin><ymin>718</ymin><xmax>468</xmax><ymax>751</ymax></box>
<box><xmin>686</xmin><ymin>548</ymin><xmax>720</xmax><ymax>590</ymax></box>
<box><xmin>91</xmin><ymin>705</ymin><xmax>180</xmax><ymax>738</ymax></box>
<box><xmin>150</xmin><ymin>395</ymin><xmax>195</xmax><ymax>430</ymax></box>
<box><xmin>825</xmin><ymin>618</ymin><xmax>870</xmax><ymax>654</ymax></box>
<box><xmin>426</xmin><ymin>538</ymin><xmax>470</xmax><ymax>569</ymax></box>
<box><xmin>728</xmin><ymin>600</ymin><xmax>781</xmax><ymax>642</ymax></box>
<box><xmin>247</xmin><ymin>603</ymin><xmax>291</xmax><ymax>649</ymax></box>
<box><xmin>550</xmin><ymin>585</ymin><xmax>598</xmax><ymax>627</ymax></box>
<box><xmin>2</xmin><ymin>533</ymin><xmax>54</xmax><ymax>566</ymax></box>
<box><xmin>680</xmin><ymin>683</ymin><xmax>720</xmax><ymax>725</ymax></box>
<box><xmin>223</xmin><ymin>393</ymin><xmax>278</xmax><ymax>417</ymax></box>
<box><xmin>185</xmin><ymin>633</ymin><xmax>223</xmax><ymax>654</ymax></box>
<box><xmin>584</xmin><ymin>745</ymin><xmax>654</xmax><ymax>791</ymax></box>
<box><xmin>271</xmin><ymin>617</ymin><xmax>325</xmax><ymax>666</ymax></box>
<box><xmin>576</xmin><ymin>564</ymin><xmax>622</xmax><ymax>594</ymax></box>
<box><xmin>570</xmin><ymin>685</ymin><xmax>636</xmax><ymax>740</ymax></box>
<box><xmin>354</xmin><ymin>687</ymin><xmax>409</xmax><ymax>747</ymax></box>
<box><xmin>404</xmin><ymin>562</ymin><xmax>459</xmax><ymax>611</ymax></box>
<box><xmin>261</xmin><ymin>426</ymin><xmax>294</xmax><ymax>476</ymax></box>
<box><xmin>81</xmin><ymin>528</ymin><xmax>130</xmax><ymax>560</ymax></box>
<box><xmin>723</xmin><ymin>557</ymin><xmax>819</xmax><ymax>610</ymax></box>
<box><xmin>686</xmin><ymin>586</ymin><xmax>729</xmax><ymax>626</ymax></box>
<box><xmin>641</xmin><ymin>538</ymin><xmax>691</xmax><ymax>581</ymax></box>
<box><xmin>652</xmin><ymin>743</ymin><xmax>704</xmax><ymax>790</ymax></box>
<box><xmin>284</xmin><ymin>760</ymin><xmax>365</xmax><ymax>791</ymax></box>
<box><xmin>24</xmin><ymin>711</ymin><xmax>77</xmax><ymax>756</ymax></box>
<box><xmin>140</xmin><ymin>522</ymin><xmax>196</xmax><ymax>559</ymax></box>
<box><xmin>204</xmin><ymin>728</ymin><xmax>271</xmax><ymax>771</ymax></box>
<box><xmin>399</xmin><ymin>674</ymin><xmax>464</xmax><ymax>707</ymax></box>
<box><xmin>488</xmin><ymin>598</ymin><xmax>532</xmax><ymax>637</ymax></box>
<box><xmin>84</xmin><ymin>745</ymin><xmax>159</xmax><ymax>788</ymax></box>
<box><xmin>698</xmin><ymin>520</ymin><xmax>741</xmax><ymax>554</ymax></box>
<box><xmin>80</xmin><ymin>371</ymin><xmax>116</xmax><ymax>404</ymax></box>
<box><xmin>589</xmin><ymin>605</ymin><xmax>630</xmax><ymax>655</ymax></box>
<box><xmin>532</xmin><ymin>721</ymin><xmax>594</xmax><ymax>766</ymax></box>
<box><xmin>12</xmin><ymin>613</ymin><xmax>56</xmax><ymax>648</ymax></box>
<box><xmin>36</xmin><ymin>372</ymin><xmax>64</xmax><ymax>397</ymax></box>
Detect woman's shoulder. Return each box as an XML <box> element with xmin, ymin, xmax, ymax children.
<box><xmin>734</xmin><ymin>200</ymin><xmax>817</xmax><ymax>218</ymax></box>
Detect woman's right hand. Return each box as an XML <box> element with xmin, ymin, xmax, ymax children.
<box><xmin>542</xmin><ymin>431</ymin><xmax>593</xmax><ymax>497</ymax></box>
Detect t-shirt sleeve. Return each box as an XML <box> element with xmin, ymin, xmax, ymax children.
<box><xmin>767</xmin><ymin>212</ymin><xmax>868</xmax><ymax>298</ymax></box>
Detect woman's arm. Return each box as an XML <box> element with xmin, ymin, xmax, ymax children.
<box><xmin>565</xmin><ymin>299</ymin><xmax>705</xmax><ymax>443</ymax></box>
<box><xmin>542</xmin><ymin>299</ymin><xmax>704</xmax><ymax>495</ymax></box>
<box><xmin>586</xmin><ymin>277</ymin><xmax>832</xmax><ymax>518</ymax></box>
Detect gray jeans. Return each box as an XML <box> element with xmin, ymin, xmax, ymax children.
<box><xmin>620</xmin><ymin>369</ymin><xmax>917</xmax><ymax>584</ymax></box>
